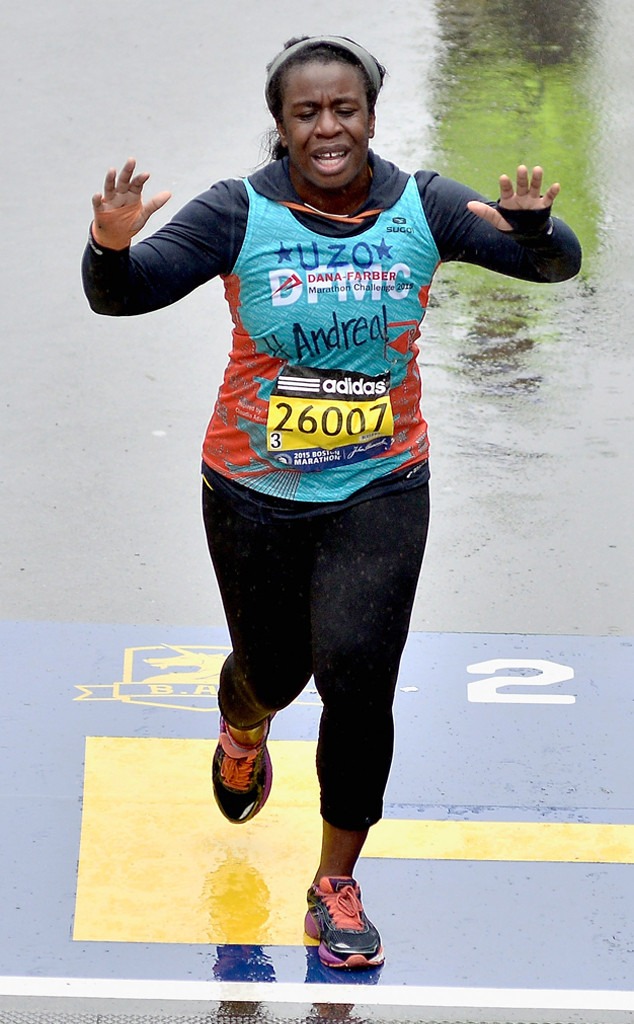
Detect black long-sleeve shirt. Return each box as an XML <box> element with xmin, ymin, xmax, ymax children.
<box><xmin>82</xmin><ymin>152</ymin><xmax>582</xmax><ymax>316</ymax></box>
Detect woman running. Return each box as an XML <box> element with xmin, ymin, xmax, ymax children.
<box><xmin>83</xmin><ymin>34</ymin><xmax>581</xmax><ymax>969</ymax></box>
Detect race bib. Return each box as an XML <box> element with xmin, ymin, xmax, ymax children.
<box><xmin>266</xmin><ymin>365</ymin><xmax>393</xmax><ymax>471</ymax></box>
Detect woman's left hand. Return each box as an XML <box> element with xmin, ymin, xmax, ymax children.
<box><xmin>467</xmin><ymin>165</ymin><xmax>560</xmax><ymax>232</ymax></box>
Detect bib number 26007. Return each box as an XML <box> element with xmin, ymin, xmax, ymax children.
<box><xmin>268</xmin><ymin>396</ymin><xmax>392</xmax><ymax>451</ymax></box>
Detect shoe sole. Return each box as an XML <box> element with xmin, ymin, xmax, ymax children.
<box><xmin>304</xmin><ymin>911</ymin><xmax>384</xmax><ymax>969</ymax></box>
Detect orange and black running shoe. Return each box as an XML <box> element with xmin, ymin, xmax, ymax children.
<box><xmin>305</xmin><ymin>876</ymin><xmax>384</xmax><ymax>968</ymax></box>
<box><xmin>212</xmin><ymin>715</ymin><xmax>272</xmax><ymax>824</ymax></box>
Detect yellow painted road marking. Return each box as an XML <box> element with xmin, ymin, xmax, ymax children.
<box><xmin>365</xmin><ymin>819</ymin><xmax>634</xmax><ymax>863</ymax></box>
<box><xmin>74</xmin><ymin>738</ymin><xmax>322</xmax><ymax>945</ymax></box>
<box><xmin>74</xmin><ymin>738</ymin><xmax>634</xmax><ymax>945</ymax></box>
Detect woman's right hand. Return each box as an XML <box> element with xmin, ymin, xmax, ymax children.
<box><xmin>91</xmin><ymin>157</ymin><xmax>172</xmax><ymax>250</ymax></box>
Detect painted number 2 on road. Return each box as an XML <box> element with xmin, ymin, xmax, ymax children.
<box><xmin>467</xmin><ymin>659</ymin><xmax>576</xmax><ymax>704</ymax></box>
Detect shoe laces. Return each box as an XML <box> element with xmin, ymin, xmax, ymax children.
<box><xmin>218</xmin><ymin>731</ymin><xmax>262</xmax><ymax>792</ymax></box>
<box><xmin>319</xmin><ymin>880</ymin><xmax>365</xmax><ymax>931</ymax></box>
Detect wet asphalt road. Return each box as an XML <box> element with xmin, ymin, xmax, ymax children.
<box><xmin>2</xmin><ymin>0</ymin><xmax>633</xmax><ymax>637</ymax></box>
<box><xmin>1</xmin><ymin>1</ymin><xmax>634</xmax><ymax>1021</ymax></box>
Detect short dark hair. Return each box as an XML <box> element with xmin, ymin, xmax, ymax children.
<box><xmin>265</xmin><ymin>36</ymin><xmax>386</xmax><ymax>161</ymax></box>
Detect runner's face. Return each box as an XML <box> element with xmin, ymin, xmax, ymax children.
<box><xmin>276</xmin><ymin>61</ymin><xmax>375</xmax><ymax>207</ymax></box>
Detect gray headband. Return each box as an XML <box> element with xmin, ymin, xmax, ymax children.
<box><xmin>265</xmin><ymin>36</ymin><xmax>382</xmax><ymax>111</ymax></box>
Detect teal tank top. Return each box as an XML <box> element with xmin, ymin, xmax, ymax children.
<box><xmin>202</xmin><ymin>175</ymin><xmax>440</xmax><ymax>502</ymax></box>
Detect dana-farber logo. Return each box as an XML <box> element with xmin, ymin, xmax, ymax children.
<box><xmin>270</xmin><ymin>263</ymin><xmax>413</xmax><ymax>306</ymax></box>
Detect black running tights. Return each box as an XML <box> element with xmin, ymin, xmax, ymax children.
<box><xmin>202</xmin><ymin>481</ymin><xmax>430</xmax><ymax>831</ymax></box>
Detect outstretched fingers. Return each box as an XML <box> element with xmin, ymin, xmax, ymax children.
<box><xmin>143</xmin><ymin>190</ymin><xmax>172</xmax><ymax>217</ymax></box>
<box><xmin>543</xmin><ymin>180</ymin><xmax>561</xmax><ymax>205</ymax></box>
<box><xmin>467</xmin><ymin>163</ymin><xmax>561</xmax><ymax>231</ymax></box>
<box><xmin>92</xmin><ymin>157</ymin><xmax>171</xmax><ymax>221</ymax></box>
<box><xmin>528</xmin><ymin>165</ymin><xmax>544</xmax><ymax>196</ymax></box>
<box><xmin>91</xmin><ymin>157</ymin><xmax>172</xmax><ymax>249</ymax></box>
<box><xmin>501</xmin><ymin>165</ymin><xmax>559</xmax><ymax>208</ymax></box>
<box><xmin>101</xmin><ymin>166</ymin><xmax>118</xmax><ymax>204</ymax></box>
<box><xmin>117</xmin><ymin>158</ymin><xmax>151</xmax><ymax>197</ymax></box>
<box><xmin>112</xmin><ymin>157</ymin><xmax>136</xmax><ymax>194</ymax></box>
<box><xmin>466</xmin><ymin>199</ymin><xmax>511</xmax><ymax>230</ymax></box>
<box><xmin>96</xmin><ymin>158</ymin><xmax>149</xmax><ymax>208</ymax></box>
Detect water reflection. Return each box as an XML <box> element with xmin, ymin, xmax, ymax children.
<box><xmin>304</xmin><ymin>1002</ymin><xmax>366</xmax><ymax>1022</ymax></box>
<box><xmin>420</xmin><ymin>0</ymin><xmax>601</xmax><ymax>402</ymax></box>
<box><xmin>203</xmin><ymin>852</ymin><xmax>273</xmax><ymax>950</ymax></box>
<box><xmin>432</xmin><ymin>0</ymin><xmax>602</xmax><ymax>251</ymax></box>
<box><xmin>430</xmin><ymin>0</ymin><xmax>600</xmax><ymax>253</ymax></box>
<box><xmin>458</xmin><ymin>293</ymin><xmax>544</xmax><ymax>396</ymax></box>
<box><xmin>426</xmin><ymin>279</ymin><xmax>553</xmax><ymax>400</ymax></box>
<box><xmin>435</xmin><ymin>0</ymin><xmax>597</xmax><ymax>64</ymax></box>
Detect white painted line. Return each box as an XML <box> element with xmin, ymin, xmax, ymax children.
<box><xmin>1</xmin><ymin>975</ymin><xmax>634</xmax><ymax>1014</ymax></box>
